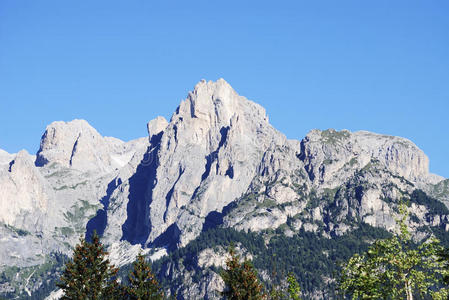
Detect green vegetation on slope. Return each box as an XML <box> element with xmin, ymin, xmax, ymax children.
<box><xmin>0</xmin><ymin>253</ymin><xmax>68</xmax><ymax>300</ymax></box>
<box><xmin>150</xmin><ymin>224</ymin><xmax>391</xmax><ymax>298</ymax></box>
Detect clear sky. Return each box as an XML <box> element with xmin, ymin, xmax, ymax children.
<box><xmin>0</xmin><ymin>1</ymin><xmax>448</xmax><ymax>177</ymax></box>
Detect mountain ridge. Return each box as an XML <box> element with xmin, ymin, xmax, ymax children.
<box><xmin>0</xmin><ymin>79</ymin><xmax>447</xmax><ymax>299</ymax></box>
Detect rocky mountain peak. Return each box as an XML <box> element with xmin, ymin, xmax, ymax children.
<box><xmin>187</xmin><ymin>78</ymin><xmax>239</xmax><ymax>121</ymax></box>
<box><xmin>34</xmin><ymin>119</ymin><xmax>135</xmax><ymax>173</ymax></box>
<box><xmin>300</xmin><ymin>128</ymin><xmax>440</xmax><ymax>189</ymax></box>
<box><xmin>173</xmin><ymin>79</ymin><xmax>268</xmax><ymax>131</ymax></box>
<box><xmin>35</xmin><ymin>119</ymin><xmax>102</xmax><ymax>168</ymax></box>
<box><xmin>109</xmin><ymin>79</ymin><xmax>282</xmax><ymax>247</ymax></box>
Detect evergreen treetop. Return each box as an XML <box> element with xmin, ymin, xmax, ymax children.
<box><xmin>126</xmin><ymin>252</ymin><xmax>164</xmax><ymax>300</ymax></box>
<box><xmin>57</xmin><ymin>232</ymin><xmax>122</xmax><ymax>300</ymax></box>
<box><xmin>221</xmin><ymin>245</ymin><xmax>267</xmax><ymax>300</ymax></box>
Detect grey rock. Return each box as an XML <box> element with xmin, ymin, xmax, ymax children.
<box><xmin>300</xmin><ymin>129</ymin><xmax>439</xmax><ymax>189</ymax></box>
<box><xmin>147</xmin><ymin>116</ymin><xmax>168</xmax><ymax>138</ymax></box>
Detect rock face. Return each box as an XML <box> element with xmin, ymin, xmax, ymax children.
<box><xmin>35</xmin><ymin>119</ymin><xmax>136</xmax><ymax>172</ymax></box>
<box><xmin>0</xmin><ymin>121</ymin><xmax>149</xmax><ymax>271</ymax></box>
<box><xmin>101</xmin><ymin>79</ymin><xmax>288</xmax><ymax>248</ymax></box>
<box><xmin>300</xmin><ymin>129</ymin><xmax>439</xmax><ymax>188</ymax></box>
<box><xmin>0</xmin><ymin>79</ymin><xmax>447</xmax><ymax>299</ymax></box>
<box><xmin>0</xmin><ymin>150</ymin><xmax>49</xmax><ymax>228</ymax></box>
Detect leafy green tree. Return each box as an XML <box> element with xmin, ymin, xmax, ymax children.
<box><xmin>126</xmin><ymin>252</ymin><xmax>164</xmax><ymax>300</ymax></box>
<box><xmin>221</xmin><ymin>246</ymin><xmax>267</xmax><ymax>300</ymax></box>
<box><xmin>339</xmin><ymin>205</ymin><xmax>449</xmax><ymax>300</ymax></box>
<box><xmin>269</xmin><ymin>273</ymin><xmax>301</xmax><ymax>300</ymax></box>
<box><xmin>286</xmin><ymin>273</ymin><xmax>301</xmax><ymax>300</ymax></box>
<box><xmin>57</xmin><ymin>232</ymin><xmax>122</xmax><ymax>300</ymax></box>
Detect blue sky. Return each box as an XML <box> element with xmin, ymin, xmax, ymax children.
<box><xmin>0</xmin><ymin>1</ymin><xmax>448</xmax><ymax>177</ymax></box>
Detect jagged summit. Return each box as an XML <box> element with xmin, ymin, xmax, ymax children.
<box><xmin>35</xmin><ymin>119</ymin><xmax>105</xmax><ymax>168</ymax></box>
<box><xmin>35</xmin><ymin>119</ymin><xmax>146</xmax><ymax>173</ymax></box>
<box><xmin>106</xmin><ymin>79</ymin><xmax>284</xmax><ymax>247</ymax></box>
<box><xmin>173</xmin><ymin>78</ymin><xmax>269</xmax><ymax>132</ymax></box>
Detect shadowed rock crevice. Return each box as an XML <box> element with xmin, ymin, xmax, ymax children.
<box><xmin>202</xmin><ymin>211</ymin><xmax>223</xmax><ymax>232</ymax></box>
<box><xmin>121</xmin><ymin>132</ymin><xmax>163</xmax><ymax>246</ymax></box>
<box><xmin>8</xmin><ymin>160</ymin><xmax>14</xmax><ymax>172</ymax></box>
<box><xmin>298</xmin><ymin>138</ymin><xmax>315</xmax><ymax>182</ymax></box>
<box><xmin>201</xmin><ymin>201</ymin><xmax>236</xmax><ymax>232</ymax></box>
<box><xmin>85</xmin><ymin>179</ymin><xmax>119</xmax><ymax>240</ymax></box>
<box><xmin>34</xmin><ymin>132</ymin><xmax>49</xmax><ymax>167</ymax></box>
<box><xmin>150</xmin><ymin>223</ymin><xmax>181</xmax><ymax>251</ymax></box>
<box><xmin>69</xmin><ymin>134</ymin><xmax>81</xmax><ymax>167</ymax></box>
<box><xmin>225</xmin><ymin>165</ymin><xmax>234</xmax><ymax>179</ymax></box>
<box><xmin>200</xmin><ymin>126</ymin><xmax>229</xmax><ymax>181</ymax></box>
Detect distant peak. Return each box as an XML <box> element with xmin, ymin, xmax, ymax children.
<box><xmin>47</xmin><ymin>119</ymin><xmax>95</xmax><ymax>130</ymax></box>
<box><xmin>190</xmin><ymin>78</ymin><xmax>237</xmax><ymax>104</ymax></box>
<box><xmin>35</xmin><ymin>119</ymin><xmax>103</xmax><ymax>168</ymax></box>
<box><xmin>193</xmin><ymin>78</ymin><xmax>231</xmax><ymax>90</ymax></box>
<box><xmin>173</xmin><ymin>79</ymin><xmax>250</xmax><ymax>124</ymax></box>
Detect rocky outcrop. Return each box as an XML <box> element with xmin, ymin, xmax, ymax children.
<box><xmin>300</xmin><ymin>129</ymin><xmax>440</xmax><ymax>189</ymax></box>
<box><xmin>0</xmin><ymin>150</ymin><xmax>50</xmax><ymax>231</ymax></box>
<box><xmin>35</xmin><ymin>119</ymin><xmax>137</xmax><ymax>173</ymax></box>
<box><xmin>147</xmin><ymin>116</ymin><xmax>168</xmax><ymax>138</ymax></box>
<box><xmin>0</xmin><ymin>121</ymin><xmax>149</xmax><ymax>269</ymax></box>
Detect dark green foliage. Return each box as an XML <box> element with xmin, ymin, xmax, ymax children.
<box><xmin>0</xmin><ymin>252</ymin><xmax>68</xmax><ymax>300</ymax></box>
<box><xmin>152</xmin><ymin>227</ymin><xmax>265</xmax><ymax>286</ymax></box>
<box><xmin>269</xmin><ymin>273</ymin><xmax>301</xmax><ymax>300</ymax></box>
<box><xmin>151</xmin><ymin>224</ymin><xmax>391</xmax><ymax>298</ymax></box>
<box><xmin>27</xmin><ymin>253</ymin><xmax>69</xmax><ymax>300</ymax></box>
<box><xmin>57</xmin><ymin>232</ymin><xmax>122</xmax><ymax>300</ymax></box>
<box><xmin>125</xmin><ymin>253</ymin><xmax>164</xmax><ymax>300</ymax></box>
<box><xmin>438</xmin><ymin>247</ymin><xmax>449</xmax><ymax>288</ymax></box>
<box><xmin>410</xmin><ymin>189</ymin><xmax>449</xmax><ymax>215</ymax></box>
<box><xmin>221</xmin><ymin>246</ymin><xmax>266</xmax><ymax>300</ymax></box>
<box><xmin>6</xmin><ymin>189</ymin><xmax>448</xmax><ymax>299</ymax></box>
<box><xmin>256</xmin><ymin>224</ymin><xmax>391</xmax><ymax>296</ymax></box>
<box><xmin>432</xmin><ymin>227</ymin><xmax>449</xmax><ymax>248</ymax></box>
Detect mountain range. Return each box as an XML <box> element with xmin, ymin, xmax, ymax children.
<box><xmin>1</xmin><ymin>79</ymin><xmax>448</xmax><ymax>299</ymax></box>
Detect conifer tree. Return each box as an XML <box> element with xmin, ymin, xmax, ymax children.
<box><xmin>125</xmin><ymin>252</ymin><xmax>164</xmax><ymax>300</ymax></box>
<box><xmin>221</xmin><ymin>246</ymin><xmax>267</xmax><ymax>300</ymax></box>
<box><xmin>57</xmin><ymin>232</ymin><xmax>122</xmax><ymax>300</ymax></box>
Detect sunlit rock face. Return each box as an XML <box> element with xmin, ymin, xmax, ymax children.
<box><xmin>35</xmin><ymin>119</ymin><xmax>140</xmax><ymax>173</ymax></box>
<box><xmin>300</xmin><ymin>129</ymin><xmax>439</xmax><ymax>189</ymax></box>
